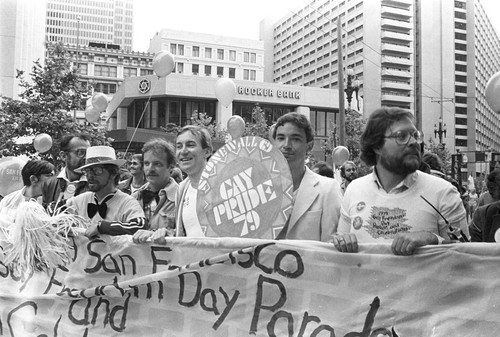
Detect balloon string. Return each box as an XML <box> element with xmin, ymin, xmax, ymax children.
<box><xmin>123</xmin><ymin>78</ymin><xmax>159</xmax><ymax>156</ymax></box>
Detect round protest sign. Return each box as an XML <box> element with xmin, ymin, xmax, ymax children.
<box><xmin>197</xmin><ymin>136</ymin><xmax>293</xmax><ymax>239</ymax></box>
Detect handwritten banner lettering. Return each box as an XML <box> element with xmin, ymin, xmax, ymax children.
<box><xmin>1</xmin><ymin>236</ymin><xmax>500</xmax><ymax>336</ymax></box>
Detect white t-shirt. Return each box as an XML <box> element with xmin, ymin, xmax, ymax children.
<box><xmin>181</xmin><ymin>183</ymin><xmax>205</xmax><ymax>237</ymax></box>
<box><xmin>337</xmin><ymin>170</ymin><xmax>468</xmax><ymax>242</ymax></box>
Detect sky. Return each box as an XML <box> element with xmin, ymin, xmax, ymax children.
<box><xmin>133</xmin><ymin>0</ymin><xmax>500</xmax><ymax>53</ymax></box>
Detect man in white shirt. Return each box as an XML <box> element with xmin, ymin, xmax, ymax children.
<box><xmin>334</xmin><ymin>107</ymin><xmax>468</xmax><ymax>255</ymax></box>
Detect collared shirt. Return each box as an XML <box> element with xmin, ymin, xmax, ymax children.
<box><xmin>372</xmin><ymin>168</ymin><xmax>418</xmax><ymax>194</ymax></box>
<box><xmin>133</xmin><ymin>179</ymin><xmax>179</xmax><ymax>231</ymax></box>
<box><xmin>57</xmin><ymin>168</ymin><xmax>87</xmax><ymax>200</ymax></box>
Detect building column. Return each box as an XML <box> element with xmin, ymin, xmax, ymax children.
<box><xmin>117</xmin><ymin>107</ymin><xmax>128</xmax><ymax>129</ymax></box>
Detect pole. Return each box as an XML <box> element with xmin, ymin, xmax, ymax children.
<box><xmin>74</xmin><ymin>15</ymin><xmax>81</xmax><ymax>120</ymax></box>
<box><xmin>337</xmin><ymin>17</ymin><xmax>346</xmax><ymax>146</ymax></box>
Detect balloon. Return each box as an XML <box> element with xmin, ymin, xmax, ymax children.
<box><xmin>486</xmin><ymin>71</ymin><xmax>500</xmax><ymax>113</ymax></box>
<box><xmin>215</xmin><ymin>78</ymin><xmax>237</xmax><ymax>108</ymax></box>
<box><xmin>227</xmin><ymin>115</ymin><xmax>246</xmax><ymax>140</ymax></box>
<box><xmin>92</xmin><ymin>93</ymin><xmax>108</xmax><ymax>112</ymax></box>
<box><xmin>153</xmin><ymin>51</ymin><xmax>175</xmax><ymax>77</ymax></box>
<box><xmin>33</xmin><ymin>133</ymin><xmax>53</xmax><ymax>153</ymax></box>
<box><xmin>0</xmin><ymin>157</ymin><xmax>27</xmax><ymax>197</ymax></box>
<box><xmin>332</xmin><ymin>146</ymin><xmax>350</xmax><ymax>166</ymax></box>
<box><xmin>85</xmin><ymin>106</ymin><xmax>101</xmax><ymax>123</ymax></box>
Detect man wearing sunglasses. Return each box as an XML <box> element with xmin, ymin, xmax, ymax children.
<box><xmin>333</xmin><ymin>107</ymin><xmax>468</xmax><ymax>255</ymax></box>
<box><xmin>42</xmin><ymin>133</ymin><xmax>91</xmax><ymax>214</ymax></box>
<box><xmin>65</xmin><ymin>146</ymin><xmax>146</xmax><ymax>237</ymax></box>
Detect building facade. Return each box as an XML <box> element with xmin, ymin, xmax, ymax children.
<box><xmin>64</xmin><ymin>43</ymin><xmax>154</xmax><ymax>120</ymax></box>
<box><xmin>148</xmin><ymin>29</ymin><xmax>265</xmax><ymax>82</ymax></box>
<box><xmin>0</xmin><ymin>0</ymin><xmax>47</xmax><ymax>99</ymax></box>
<box><xmin>106</xmin><ymin>74</ymin><xmax>339</xmax><ymax>160</ymax></box>
<box><xmin>260</xmin><ymin>0</ymin><xmax>500</xmax><ymax>176</ymax></box>
<box><xmin>46</xmin><ymin>0</ymin><xmax>133</xmax><ymax>51</ymax></box>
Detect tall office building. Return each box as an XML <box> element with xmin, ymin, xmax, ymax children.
<box><xmin>0</xmin><ymin>0</ymin><xmax>47</xmax><ymax>99</ymax></box>
<box><xmin>46</xmin><ymin>0</ymin><xmax>133</xmax><ymax>51</ymax></box>
<box><xmin>260</xmin><ymin>0</ymin><xmax>500</xmax><ymax>173</ymax></box>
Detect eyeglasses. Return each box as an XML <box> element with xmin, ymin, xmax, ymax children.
<box><xmin>385</xmin><ymin>130</ymin><xmax>423</xmax><ymax>145</ymax></box>
<box><xmin>68</xmin><ymin>149</ymin><xmax>87</xmax><ymax>158</ymax></box>
<box><xmin>84</xmin><ymin>166</ymin><xmax>105</xmax><ymax>176</ymax></box>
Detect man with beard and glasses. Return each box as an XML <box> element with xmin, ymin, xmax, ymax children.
<box><xmin>42</xmin><ymin>133</ymin><xmax>91</xmax><ymax>214</ymax></box>
<box><xmin>65</xmin><ymin>146</ymin><xmax>146</xmax><ymax>238</ymax></box>
<box><xmin>332</xmin><ymin>107</ymin><xmax>468</xmax><ymax>255</ymax></box>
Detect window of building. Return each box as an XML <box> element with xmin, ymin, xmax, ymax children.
<box><xmin>456</xmin><ymin>106</ymin><xmax>467</xmax><ymax>114</ymax></box>
<box><xmin>455</xmin><ymin>96</ymin><xmax>467</xmax><ymax>104</ymax></box>
<box><xmin>244</xmin><ymin>69</ymin><xmax>249</xmax><ymax>80</ymax></box>
<box><xmin>78</xmin><ymin>63</ymin><xmax>88</xmax><ymax>75</ymax></box>
<box><xmin>229</xmin><ymin>67</ymin><xmax>235</xmax><ymax>78</ymax></box>
<box><xmin>217</xmin><ymin>66</ymin><xmax>224</xmax><ymax>77</ymax></box>
<box><xmin>205</xmin><ymin>47</ymin><xmax>212</xmax><ymax>58</ymax></box>
<box><xmin>455</xmin><ymin>32</ymin><xmax>466</xmax><ymax>40</ymax></box>
<box><xmin>455</xmin><ymin>85</ymin><xmax>467</xmax><ymax>93</ymax></box>
<box><xmin>170</xmin><ymin>43</ymin><xmax>177</xmax><ymax>54</ymax></box>
<box><xmin>193</xmin><ymin>46</ymin><xmax>199</xmax><ymax>57</ymax></box>
<box><xmin>455</xmin><ymin>22</ymin><xmax>466</xmax><ymax>30</ymax></box>
<box><xmin>123</xmin><ymin>67</ymin><xmax>137</xmax><ymax>77</ymax></box>
<box><xmin>455</xmin><ymin>139</ymin><xmax>467</xmax><ymax>147</ymax></box>
<box><xmin>455</xmin><ymin>54</ymin><xmax>467</xmax><ymax>61</ymax></box>
<box><xmin>250</xmin><ymin>69</ymin><xmax>256</xmax><ymax>81</ymax></box>
<box><xmin>94</xmin><ymin>82</ymin><xmax>116</xmax><ymax>94</ymax></box>
<box><xmin>192</xmin><ymin>64</ymin><xmax>199</xmax><ymax>75</ymax></box>
<box><xmin>217</xmin><ymin>49</ymin><xmax>224</xmax><ymax>60</ymax></box>
<box><xmin>250</xmin><ymin>52</ymin><xmax>256</xmax><ymax>63</ymax></box>
<box><xmin>244</xmin><ymin>52</ymin><xmax>249</xmax><ymax>62</ymax></box>
<box><xmin>454</xmin><ymin>11</ymin><xmax>466</xmax><ymax>19</ymax></box>
<box><xmin>455</xmin><ymin>64</ymin><xmax>467</xmax><ymax>72</ymax></box>
<box><xmin>229</xmin><ymin>50</ymin><xmax>236</xmax><ymax>61</ymax></box>
<box><xmin>140</xmin><ymin>69</ymin><xmax>154</xmax><ymax>76</ymax></box>
<box><xmin>94</xmin><ymin>65</ymin><xmax>117</xmax><ymax>77</ymax></box>
<box><xmin>177</xmin><ymin>62</ymin><xmax>184</xmax><ymax>73</ymax></box>
<box><xmin>456</xmin><ymin>128</ymin><xmax>467</xmax><ymax>136</ymax></box>
<box><xmin>455</xmin><ymin>75</ymin><xmax>466</xmax><ymax>83</ymax></box>
<box><xmin>455</xmin><ymin>117</ymin><xmax>467</xmax><ymax>125</ymax></box>
<box><xmin>178</xmin><ymin>44</ymin><xmax>184</xmax><ymax>55</ymax></box>
<box><xmin>205</xmin><ymin>65</ymin><xmax>211</xmax><ymax>76</ymax></box>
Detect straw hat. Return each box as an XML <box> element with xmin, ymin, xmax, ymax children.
<box><xmin>76</xmin><ymin>146</ymin><xmax>126</xmax><ymax>172</ymax></box>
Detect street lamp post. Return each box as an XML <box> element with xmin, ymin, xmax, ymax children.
<box><xmin>434</xmin><ymin>117</ymin><xmax>447</xmax><ymax>146</ymax></box>
<box><xmin>74</xmin><ymin>15</ymin><xmax>81</xmax><ymax>120</ymax></box>
<box><xmin>345</xmin><ymin>68</ymin><xmax>360</xmax><ymax>111</ymax></box>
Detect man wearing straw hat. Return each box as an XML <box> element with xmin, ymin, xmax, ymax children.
<box><xmin>65</xmin><ymin>146</ymin><xmax>146</xmax><ymax>237</ymax></box>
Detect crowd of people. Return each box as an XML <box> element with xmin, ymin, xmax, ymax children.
<box><xmin>0</xmin><ymin>107</ymin><xmax>496</xmax><ymax>256</ymax></box>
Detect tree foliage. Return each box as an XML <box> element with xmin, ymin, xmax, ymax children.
<box><xmin>426</xmin><ymin>138</ymin><xmax>452</xmax><ymax>174</ymax></box>
<box><xmin>0</xmin><ymin>42</ymin><xmax>110</xmax><ymax>169</ymax></box>
<box><xmin>322</xmin><ymin>109</ymin><xmax>367</xmax><ymax>170</ymax></box>
<box><xmin>244</xmin><ymin>104</ymin><xmax>270</xmax><ymax>140</ymax></box>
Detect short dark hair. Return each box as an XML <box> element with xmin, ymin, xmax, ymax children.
<box><xmin>142</xmin><ymin>138</ymin><xmax>176</xmax><ymax>167</ymax></box>
<box><xmin>60</xmin><ymin>133</ymin><xmax>91</xmax><ymax>152</ymax></box>
<box><xmin>22</xmin><ymin>160</ymin><xmax>54</xmax><ymax>186</ymax></box>
<box><xmin>272</xmin><ymin>112</ymin><xmax>314</xmax><ymax>143</ymax></box>
<box><xmin>360</xmin><ymin>107</ymin><xmax>414</xmax><ymax>166</ymax></box>
<box><xmin>177</xmin><ymin>125</ymin><xmax>213</xmax><ymax>153</ymax></box>
<box><xmin>311</xmin><ymin>161</ymin><xmax>334</xmax><ymax>178</ymax></box>
<box><xmin>486</xmin><ymin>170</ymin><xmax>500</xmax><ymax>193</ymax></box>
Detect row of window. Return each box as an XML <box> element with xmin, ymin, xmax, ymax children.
<box><xmin>170</xmin><ymin>44</ymin><xmax>257</xmax><ymax>63</ymax></box>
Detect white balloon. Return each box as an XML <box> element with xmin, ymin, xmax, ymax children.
<box><xmin>227</xmin><ymin>115</ymin><xmax>246</xmax><ymax>140</ymax></box>
<box><xmin>85</xmin><ymin>106</ymin><xmax>101</xmax><ymax>123</ymax></box>
<box><xmin>332</xmin><ymin>146</ymin><xmax>350</xmax><ymax>166</ymax></box>
<box><xmin>153</xmin><ymin>51</ymin><xmax>175</xmax><ymax>77</ymax></box>
<box><xmin>485</xmin><ymin>71</ymin><xmax>500</xmax><ymax>113</ymax></box>
<box><xmin>215</xmin><ymin>78</ymin><xmax>237</xmax><ymax>108</ymax></box>
<box><xmin>33</xmin><ymin>133</ymin><xmax>53</xmax><ymax>153</ymax></box>
<box><xmin>92</xmin><ymin>93</ymin><xmax>108</xmax><ymax>112</ymax></box>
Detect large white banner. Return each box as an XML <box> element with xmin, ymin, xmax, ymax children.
<box><xmin>1</xmin><ymin>236</ymin><xmax>500</xmax><ymax>336</ymax></box>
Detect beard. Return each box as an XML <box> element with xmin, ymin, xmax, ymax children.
<box><xmin>379</xmin><ymin>146</ymin><xmax>421</xmax><ymax>176</ymax></box>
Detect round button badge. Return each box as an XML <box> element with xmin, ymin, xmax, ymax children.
<box><xmin>197</xmin><ymin>136</ymin><xmax>293</xmax><ymax>239</ymax></box>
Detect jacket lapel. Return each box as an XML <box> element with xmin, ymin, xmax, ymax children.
<box><xmin>287</xmin><ymin>168</ymin><xmax>319</xmax><ymax>232</ymax></box>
